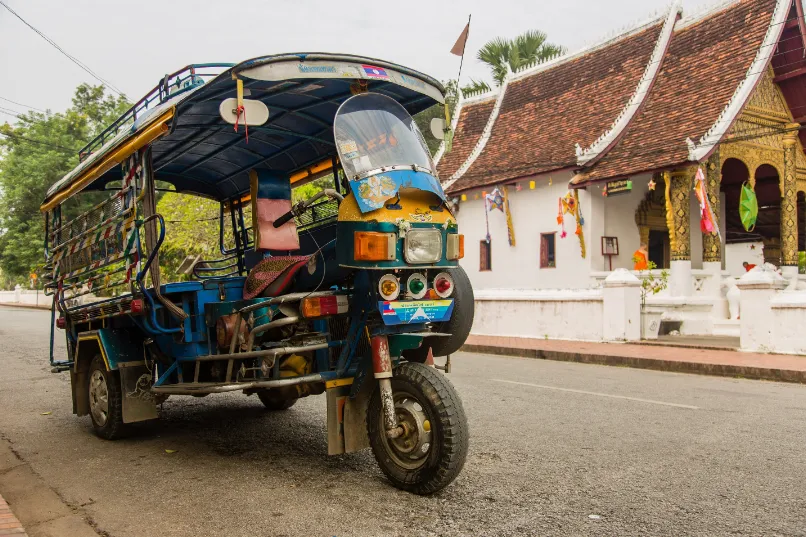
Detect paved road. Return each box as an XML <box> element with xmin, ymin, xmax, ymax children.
<box><xmin>0</xmin><ymin>306</ymin><xmax>805</xmax><ymax>537</ymax></box>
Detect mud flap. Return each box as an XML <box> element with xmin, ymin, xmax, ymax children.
<box><xmin>119</xmin><ymin>365</ymin><xmax>158</xmax><ymax>423</ymax></box>
<box><xmin>326</xmin><ymin>376</ymin><xmax>374</xmax><ymax>455</ymax></box>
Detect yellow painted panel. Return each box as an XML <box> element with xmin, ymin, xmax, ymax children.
<box><xmin>338</xmin><ymin>188</ymin><xmax>453</xmax><ymax>224</ymax></box>
<box><xmin>41</xmin><ymin>110</ymin><xmax>175</xmax><ymax>212</ymax></box>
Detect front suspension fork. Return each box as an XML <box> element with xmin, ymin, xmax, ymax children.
<box><xmin>371</xmin><ymin>335</ymin><xmax>404</xmax><ymax>439</ymax></box>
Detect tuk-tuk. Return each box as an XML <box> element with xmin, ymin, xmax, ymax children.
<box><xmin>41</xmin><ymin>54</ymin><xmax>472</xmax><ymax>494</ymax></box>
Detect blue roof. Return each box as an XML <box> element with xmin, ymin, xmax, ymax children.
<box><xmin>46</xmin><ymin>53</ymin><xmax>445</xmax><ymax>204</ymax></box>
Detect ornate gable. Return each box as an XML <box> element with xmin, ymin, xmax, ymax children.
<box><xmin>721</xmin><ymin>68</ymin><xmax>806</xmax><ymax>193</ymax></box>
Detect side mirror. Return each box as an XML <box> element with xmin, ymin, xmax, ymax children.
<box><xmin>219</xmin><ymin>98</ymin><xmax>270</xmax><ymax>126</ymax></box>
<box><xmin>430</xmin><ymin>118</ymin><xmax>447</xmax><ymax>140</ymax></box>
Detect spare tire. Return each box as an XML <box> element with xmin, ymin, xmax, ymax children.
<box><xmin>403</xmin><ymin>266</ymin><xmax>474</xmax><ymax>362</ymax></box>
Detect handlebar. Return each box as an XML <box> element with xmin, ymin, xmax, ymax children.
<box><xmin>273</xmin><ymin>189</ymin><xmax>344</xmax><ymax>228</ymax></box>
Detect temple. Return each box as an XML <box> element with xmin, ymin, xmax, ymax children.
<box><xmin>439</xmin><ymin>0</ymin><xmax>806</xmax><ymax>351</ymax></box>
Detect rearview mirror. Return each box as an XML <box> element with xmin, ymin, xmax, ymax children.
<box><xmin>219</xmin><ymin>98</ymin><xmax>270</xmax><ymax>126</ymax></box>
<box><xmin>430</xmin><ymin>118</ymin><xmax>447</xmax><ymax>140</ymax></box>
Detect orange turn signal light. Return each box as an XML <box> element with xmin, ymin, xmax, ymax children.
<box><xmin>447</xmin><ymin>233</ymin><xmax>464</xmax><ymax>260</ymax></box>
<box><xmin>354</xmin><ymin>232</ymin><xmax>396</xmax><ymax>261</ymax></box>
<box><xmin>300</xmin><ymin>295</ymin><xmax>349</xmax><ymax>318</ymax></box>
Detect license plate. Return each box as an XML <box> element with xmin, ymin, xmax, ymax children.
<box><xmin>378</xmin><ymin>299</ymin><xmax>454</xmax><ymax>325</ymax></box>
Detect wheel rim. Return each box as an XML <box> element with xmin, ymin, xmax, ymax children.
<box><xmin>89</xmin><ymin>370</ymin><xmax>109</xmax><ymax>427</ymax></box>
<box><xmin>379</xmin><ymin>389</ymin><xmax>433</xmax><ymax>470</ymax></box>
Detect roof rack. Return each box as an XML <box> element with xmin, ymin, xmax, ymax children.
<box><xmin>78</xmin><ymin>63</ymin><xmax>234</xmax><ymax>162</ymax></box>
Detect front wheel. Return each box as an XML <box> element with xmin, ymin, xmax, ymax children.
<box><xmin>367</xmin><ymin>362</ymin><xmax>469</xmax><ymax>495</ymax></box>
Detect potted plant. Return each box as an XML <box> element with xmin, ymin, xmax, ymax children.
<box><xmin>634</xmin><ymin>259</ymin><xmax>668</xmax><ymax>339</ymax></box>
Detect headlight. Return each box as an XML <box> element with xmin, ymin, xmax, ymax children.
<box><xmin>404</xmin><ymin>229</ymin><xmax>442</xmax><ymax>264</ymax></box>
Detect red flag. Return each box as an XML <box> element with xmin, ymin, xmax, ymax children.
<box><xmin>450</xmin><ymin>22</ymin><xmax>470</xmax><ymax>56</ymax></box>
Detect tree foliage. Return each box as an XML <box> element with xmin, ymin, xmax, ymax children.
<box><xmin>0</xmin><ymin>85</ymin><xmax>129</xmax><ymax>287</ymax></box>
<box><xmin>413</xmin><ymin>79</ymin><xmax>460</xmax><ymax>155</ymax></box>
<box><xmin>477</xmin><ymin>29</ymin><xmax>566</xmax><ymax>86</ymax></box>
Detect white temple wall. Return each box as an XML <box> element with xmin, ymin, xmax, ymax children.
<box><xmin>456</xmin><ymin>170</ymin><xmax>593</xmax><ymax>290</ymax></box>
<box><xmin>472</xmin><ymin>290</ymin><xmax>604</xmax><ymax>341</ymax></box>
<box><xmin>725</xmin><ymin>242</ymin><xmax>765</xmax><ymax>277</ymax></box>
<box><xmin>600</xmin><ymin>173</ymin><xmax>650</xmax><ymax>271</ymax></box>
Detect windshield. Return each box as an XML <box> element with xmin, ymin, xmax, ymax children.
<box><xmin>334</xmin><ymin>93</ymin><xmax>435</xmax><ymax>179</ymax></box>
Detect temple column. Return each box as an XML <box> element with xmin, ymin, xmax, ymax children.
<box><xmin>638</xmin><ymin>225</ymin><xmax>650</xmax><ymax>250</ymax></box>
<box><xmin>669</xmin><ymin>167</ymin><xmax>693</xmax><ymax>296</ymax></box>
<box><xmin>702</xmin><ymin>151</ymin><xmax>723</xmax><ymax>297</ymax></box>
<box><xmin>781</xmin><ymin>124</ymin><xmax>799</xmax><ymax>282</ymax></box>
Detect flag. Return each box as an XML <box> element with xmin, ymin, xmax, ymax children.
<box><xmin>693</xmin><ymin>167</ymin><xmax>720</xmax><ymax>238</ymax></box>
<box><xmin>450</xmin><ymin>22</ymin><xmax>470</xmax><ymax>56</ymax></box>
<box><xmin>362</xmin><ymin>65</ymin><xmax>389</xmax><ymax>79</ymax></box>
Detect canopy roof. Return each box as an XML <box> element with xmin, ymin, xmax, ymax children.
<box><xmin>42</xmin><ymin>53</ymin><xmax>444</xmax><ymax>211</ymax></box>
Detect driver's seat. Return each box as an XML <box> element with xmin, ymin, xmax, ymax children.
<box><xmin>243</xmin><ymin>169</ymin><xmax>311</xmax><ymax>299</ymax></box>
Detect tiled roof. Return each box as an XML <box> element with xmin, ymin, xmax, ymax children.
<box><xmin>436</xmin><ymin>98</ymin><xmax>495</xmax><ymax>180</ymax></box>
<box><xmin>573</xmin><ymin>0</ymin><xmax>778</xmax><ymax>185</ymax></box>
<box><xmin>441</xmin><ymin>20</ymin><xmax>665</xmax><ymax>194</ymax></box>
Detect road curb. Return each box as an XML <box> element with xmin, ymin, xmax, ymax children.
<box><xmin>0</xmin><ymin>440</ymin><xmax>100</xmax><ymax>537</ymax></box>
<box><xmin>460</xmin><ymin>343</ymin><xmax>806</xmax><ymax>384</ymax></box>
<box><xmin>0</xmin><ymin>303</ymin><xmax>50</xmax><ymax>311</ymax></box>
<box><xmin>0</xmin><ymin>493</ymin><xmax>28</xmax><ymax>536</ymax></box>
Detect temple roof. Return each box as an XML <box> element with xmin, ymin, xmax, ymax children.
<box><xmin>572</xmin><ymin>0</ymin><xmax>782</xmax><ymax>186</ymax></box>
<box><xmin>437</xmin><ymin>98</ymin><xmax>496</xmax><ymax>180</ymax></box>
<box><xmin>439</xmin><ymin>0</ymin><xmax>800</xmax><ymax>194</ymax></box>
<box><xmin>438</xmin><ymin>14</ymin><xmax>669</xmax><ymax>193</ymax></box>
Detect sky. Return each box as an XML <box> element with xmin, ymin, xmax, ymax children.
<box><xmin>0</xmin><ymin>0</ymin><xmax>720</xmax><ymax>119</ymax></box>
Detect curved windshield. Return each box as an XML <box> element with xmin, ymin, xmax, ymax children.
<box><xmin>334</xmin><ymin>93</ymin><xmax>435</xmax><ymax>179</ymax></box>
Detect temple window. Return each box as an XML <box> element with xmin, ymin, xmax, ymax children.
<box><xmin>540</xmin><ymin>233</ymin><xmax>556</xmax><ymax>268</ymax></box>
<box><xmin>480</xmin><ymin>240</ymin><xmax>492</xmax><ymax>271</ymax></box>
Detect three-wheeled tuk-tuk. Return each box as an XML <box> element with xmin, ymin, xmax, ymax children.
<box><xmin>42</xmin><ymin>54</ymin><xmax>472</xmax><ymax>494</ymax></box>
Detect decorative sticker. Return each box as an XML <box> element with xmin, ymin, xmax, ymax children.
<box><xmin>340</xmin><ymin>140</ymin><xmax>358</xmax><ymax>154</ymax></box>
<box><xmin>409</xmin><ymin>209</ymin><xmax>433</xmax><ymax>222</ymax></box>
<box><xmin>348</xmin><ymin>169</ymin><xmax>448</xmax><ymax>214</ymax></box>
<box><xmin>357</xmin><ymin>175</ymin><xmax>397</xmax><ymax>210</ymax></box>
<box><xmin>379</xmin><ymin>299</ymin><xmax>454</xmax><ymax>326</ymax></box>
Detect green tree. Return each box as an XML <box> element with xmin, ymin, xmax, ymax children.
<box><xmin>156</xmin><ymin>193</ymin><xmax>221</xmax><ymax>279</ymax></box>
<box><xmin>414</xmin><ymin>79</ymin><xmax>460</xmax><ymax>155</ymax></box>
<box><xmin>0</xmin><ymin>85</ymin><xmax>129</xmax><ymax>287</ymax></box>
<box><xmin>477</xmin><ymin>30</ymin><xmax>566</xmax><ymax>86</ymax></box>
<box><xmin>461</xmin><ymin>79</ymin><xmax>491</xmax><ymax>96</ymax></box>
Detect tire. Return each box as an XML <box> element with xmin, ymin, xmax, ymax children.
<box><xmin>403</xmin><ymin>266</ymin><xmax>474</xmax><ymax>362</ymax></box>
<box><xmin>367</xmin><ymin>362</ymin><xmax>469</xmax><ymax>495</ymax></box>
<box><xmin>87</xmin><ymin>355</ymin><xmax>126</xmax><ymax>440</ymax></box>
<box><xmin>257</xmin><ymin>390</ymin><xmax>297</xmax><ymax>410</ymax></box>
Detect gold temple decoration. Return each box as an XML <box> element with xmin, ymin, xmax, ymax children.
<box><xmin>663</xmin><ymin>171</ymin><xmax>677</xmax><ymax>255</ymax></box>
<box><xmin>573</xmin><ymin>189</ymin><xmax>586</xmax><ymax>258</ymax></box>
<box><xmin>703</xmin><ymin>149</ymin><xmax>722</xmax><ymax>263</ymax></box>
<box><xmin>782</xmin><ymin>126</ymin><xmax>799</xmax><ymax>266</ymax></box>
<box><xmin>721</xmin><ymin>69</ymin><xmax>806</xmax><ymax>193</ymax></box>
<box><xmin>669</xmin><ymin>168</ymin><xmax>692</xmax><ymax>261</ymax></box>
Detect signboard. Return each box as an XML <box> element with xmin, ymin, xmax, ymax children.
<box><xmin>605</xmin><ymin>179</ymin><xmax>632</xmax><ymax>196</ymax></box>
<box><xmin>378</xmin><ymin>299</ymin><xmax>454</xmax><ymax>326</ymax></box>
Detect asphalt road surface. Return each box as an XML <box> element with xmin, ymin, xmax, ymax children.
<box><xmin>0</xmin><ymin>306</ymin><xmax>805</xmax><ymax>537</ymax></box>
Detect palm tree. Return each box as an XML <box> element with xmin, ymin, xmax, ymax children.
<box><xmin>477</xmin><ymin>30</ymin><xmax>566</xmax><ymax>86</ymax></box>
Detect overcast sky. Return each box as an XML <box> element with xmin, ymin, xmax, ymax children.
<box><xmin>1</xmin><ymin>0</ymin><xmax>718</xmax><ymax>119</ymax></box>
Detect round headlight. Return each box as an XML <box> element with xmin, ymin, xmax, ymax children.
<box><xmin>378</xmin><ymin>273</ymin><xmax>400</xmax><ymax>301</ymax></box>
<box><xmin>406</xmin><ymin>273</ymin><xmax>428</xmax><ymax>299</ymax></box>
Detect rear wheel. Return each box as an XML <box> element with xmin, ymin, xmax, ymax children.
<box><xmin>403</xmin><ymin>266</ymin><xmax>474</xmax><ymax>362</ymax></box>
<box><xmin>257</xmin><ymin>390</ymin><xmax>297</xmax><ymax>410</ymax></box>
<box><xmin>367</xmin><ymin>362</ymin><xmax>468</xmax><ymax>495</ymax></box>
<box><xmin>87</xmin><ymin>355</ymin><xmax>126</xmax><ymax>440</ymax></box>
